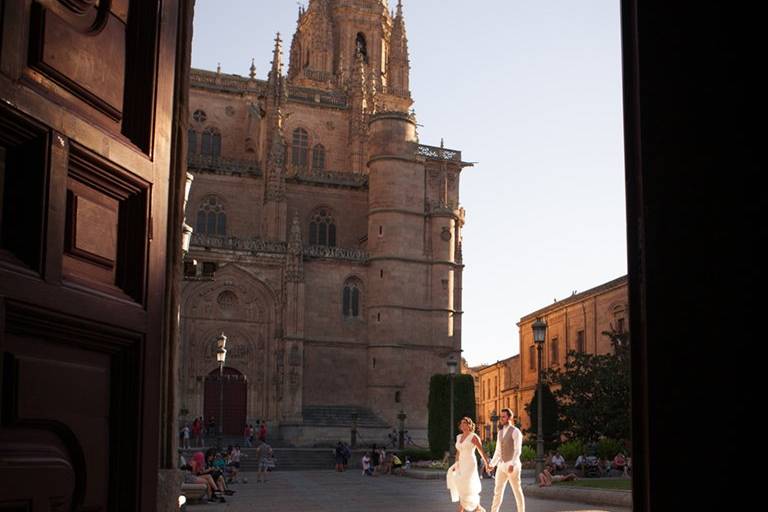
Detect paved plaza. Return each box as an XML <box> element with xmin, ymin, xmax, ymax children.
<box><xmin>187</xmin><ymin>471</ymin><xmax>631</xmax><ymax>512</ymax></box>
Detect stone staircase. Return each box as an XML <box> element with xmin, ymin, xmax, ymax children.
<box><xmin>239</xmin><ymin>447</ymin><xmax>337</xmax><ymax>471</ymax></box>
<box><xmin>301</xmin><ymin>405</ymin><xmax>389</xmax><ymax>428</ymax></box>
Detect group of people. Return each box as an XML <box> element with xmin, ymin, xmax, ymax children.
<box><xmin>573</xmin><ymin>450</ymin><xmax>631</xmax><ymax>477</ymax></box>
<box><xmin>179</xmin><ymin>417</ymin><xmax>211</xmax><ymax>448</ymax></box>
<box><xmin>243</xmin><ymin>421</ymin><xmax>268</xmax><ymax>447</ymax></box>
<box><xmin>360</xmin><ymin>444</ymin><xmax>407</xmax><ymax>476</ymax></box>
<box><xmin>386</xmin><ymin>428</ymin><xmax>414</xmax><ymax>448</ymax></box>
<box><xmin>180</xmin><ymin>447</ymin><xmax>239</xmax><ymax>504</ymax></box>
<box><xmin>179</xmin><ymin>418</ymin><xmax>268</xmax><ymax>450</ymax></box>
<box><xmin>181</xmin><ymin>441</ymin><xmax>275</xmax><ymax>504</ymax></box>
<box><xmin>446</xmin><ymin>408</ymin><xmax>525</xmax><ymax>512</ymax></box>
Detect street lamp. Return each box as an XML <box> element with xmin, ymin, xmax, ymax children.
<box><xmin>216</xmin><ymin>333</ymin><xmax>227</xmax><ymax>450</ymax></box>
<box><xmin>490</xmin><ymin>410</ymin><xmax>499</xmax><ymax>441</ymax></box>
<box><xmin>398</xmin><ymin>410</ymin><xmax>407</xmax><ymax>449</ymax></box>
<box><xmin>532</xmin><ymin>318</ymin><xmax>547</xmax><ymax>477</ymax></box>
<box><xmin>447</xmin><ymin>355</ymin><xmax>458</xmax><ymax>461</ymax></box>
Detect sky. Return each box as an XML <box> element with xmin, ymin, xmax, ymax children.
<box><xmin>191</xmin><ymin>0</ymin><xmax>627</xmax><ymax>367</ymax></box>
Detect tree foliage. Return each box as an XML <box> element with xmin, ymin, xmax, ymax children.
<box><xmin>545</xmin><ymin>329</ymin><xmax>631</xmax><ymax>443</ymax></box>
<box><xmin>427</xmin><ymin>374</ymin><xmax>476</xmax><ymax>457</ymax></box>
<box><xmin>524</xmin><ymin>383</ymin><xmax>562</xmax><ymax>449</ymax></box>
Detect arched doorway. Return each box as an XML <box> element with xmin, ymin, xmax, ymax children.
<box><xmin>204</xmin><ymin>367</ymin><xmax>247</xmax><ymax>436</ymax></box>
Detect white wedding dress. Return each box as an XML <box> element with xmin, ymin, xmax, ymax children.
<box><xmin>446</xmin><ymin>433</ymin><xmax>482</xmax><ymax>511</ymax></box>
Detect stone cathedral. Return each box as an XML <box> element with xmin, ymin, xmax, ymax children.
<box><xmin>180</xmin><ymin>0</ymin><xmax>472</xmax><ymax>446</ymax></box>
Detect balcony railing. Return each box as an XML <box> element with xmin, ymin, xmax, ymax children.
<box><xmin>190</xmin><ymin>234</ymin><xmax>369</xmax><ymax>263</ymax></box>
<box><xmin>291</xmin><ymin>169</ymin><xmax>368</xmax><ymax>188</ymax></box>
<box><xmin>188</xmin><ymin>155</ymin><xmax>262</xmax><ymax>177</ymax></box>
<box><xmin>416</xmin><ymin>144</ymin><xmax>462</xmax><ymax>163</ymax></box>
<box><xmin>190</xmin><ymin>234</ymin><xmax>286</xmax><ymax>254</ymax></box>
<box><xmin>304</xmin><ymin>245</ymin><xmax>369</xmax><ymax>262</ymax></box>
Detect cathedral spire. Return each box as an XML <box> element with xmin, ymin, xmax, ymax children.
<box><xmin>387</xmin><ymin>0</ymin><xmax>411</xmax><ymax>103</ymax></box>
<box><xmin>270</xmin><ymin>32</ymin><xmax>283</xmax><ymax>78</ymax></box>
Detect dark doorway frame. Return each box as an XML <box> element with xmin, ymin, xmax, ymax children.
<box><xmin>621</xmin><ymin>1</ymin><xmax>761</xmax><ymax>508</ymax></box>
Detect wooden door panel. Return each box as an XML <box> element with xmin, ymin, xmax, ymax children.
<box><xmin>0</xmin><ymin>0</ymin><xmax>185</xmax><ymax>509</ymax></box>
<box><xmin>1</xmin><ymin>299</ymin><xmax>143</xmax><ymax>511</ymax></box>
<box><xmin>63</xmin><ymin>143</ymin><xmax>149</xmax><ymax>303</ymax></box>
<box><xmin>0</xmin><ymin>103</ymin><xmax>49</xmax><ymax>275</ymax></box>
<box><xmin>29</xmin><ymin>2</ymin><xmax>127</xmax><ymax>121</ymax></box>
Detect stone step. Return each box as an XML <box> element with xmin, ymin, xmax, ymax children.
<box><xmin>302</xmin><ymin>406</ymin><xmax>390</xmax><ymax>428</ymax></box>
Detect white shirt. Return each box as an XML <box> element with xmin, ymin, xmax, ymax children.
<box><xmin>552</xmin><ymin>454</ymin><xmax>565</xmax><ymax>466</ymax></box>
<box><xmin>490</xmin><ymin>423</ymin><xmax>523</xmax><ymax>469</ymax></box>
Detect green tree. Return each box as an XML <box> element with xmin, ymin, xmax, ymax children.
<box><xmin>524</xmin><ymin>383</ymin><xmax>561</xmax><ymax>449</ymax></box>
<box><xmin>427</xmin><ymin>374</ymin><xmax>476</xmax><ymax>457</ymax></box>
<box><xmin>545</xmin><ymin>328</ymin><xmax>631</xmax><ymax>443</ymax></box>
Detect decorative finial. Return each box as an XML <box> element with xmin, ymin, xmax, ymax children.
<box><xmin>440</xmin><ymin>137</ymin><xmax>444</xmax><ymax>149</ymax></box>
<box><xmin>216</xmin><ymin>62</ymin><xmax>221</xmax><ymax>74</ymax></box>
<box><xmin>249</xmin><ymin>58</ymin><xmax>256</xmax><ymax>79</ymax></box>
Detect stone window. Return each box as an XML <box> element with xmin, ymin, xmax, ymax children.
<box><xmin>192</xmin><ymin>109</ymin><xmax>207</xmax><ymax>123</ymax></box>
<box><xmin>201</xmin><ymin>261</ymin><xmax>217</xmax><ymax>277</ymax></box>
<box><xmin>196</xmin><ymin>196</ymin><xmax>227</xmax><ymax>236</ymax></box>
<box><xmin>356</xmin><ymin>32</ymin><xmax>368</xmax><ymax>63</ymax></box>
<box><xmin>188</xmin><ymin>129</ymin><xmax>197</xmax><ymax>156</ymax></box>
<box><xmin>309</xmin><ymin>209</ymin><xmax>336</xmax><ymax>247</ymax></box>
<box><xmin>201</xmin><ymin>127</ymin><xmax>221</xmax><ymax>158</ymax></box>
<box><xmin>576</xmin><ymin>330</ymin><xmax>585</xmax><ymax>353</ymax></box>
<box><xmin>291</xmin><ymin>128</ymin><xmax>309</xmax><ymax>169</ymax></box>
<box><xmin>183</xmin><ymin>259</ymin><xmax>197</xmax><ymax>277</ymax></box>
<box><xmin>343</xmin><ymin>278</ymin><xmax>363</xmax><ymax>318</ymax></box>
<box><xmin>617</xmin><ymin>317</ymin><xmax>626</xmax><ymax>333</ymax></box>
<box><xmin>312</xmin><ymin>144</ymin><xmax>326</xmax><ymax>171</ymax></box>
<box><xmin>551</xmin><ymin>337</ymin><xmax>559</xmax><ymax>366</ymax></box>
<box><xmin>395</xmin><ymin>391</ymin><xmax>401</xmax><ymax>403</ymax></box>
<box><xmin>529</xmin><ymin>345</ymin><xmax>535</xmax><ymax>370</ymax></box>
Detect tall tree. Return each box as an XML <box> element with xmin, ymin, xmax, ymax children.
<box><xmin>427</xmin><ymin>374</ymin><xmax>476</xmax><ymax>457</ymax></box>
<box><xmin>524</xmin><ymin>383</ymin><xmax>562</xmax><ymax>449</ymax></box>
<box><xmin>545</xmin><ymin>328</ymin><xmax>631</xmax><ymax>442</ymax></box>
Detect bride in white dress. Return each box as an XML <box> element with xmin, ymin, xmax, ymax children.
<box><xmin>447</xmin><ymin>417</ymin><xmax>490</xmax><ymax>512</ymax></box>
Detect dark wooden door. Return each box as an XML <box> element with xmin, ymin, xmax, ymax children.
<box><xmin>0</xmin><ymin>1</ymin><xmax>186</xmax><ymax>510</ymax></box>
<box><xmin>204</xmin><ymin>368</ymin><xmax>247</xmax><ymax>436</ymax></box>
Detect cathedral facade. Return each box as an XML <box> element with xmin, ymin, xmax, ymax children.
<box><xmin>179</xmin><ymin>0</ymin><xmax>471</xmax><ymax>446</ymax></box>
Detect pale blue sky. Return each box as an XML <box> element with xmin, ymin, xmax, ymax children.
<box><xmin>191</xmin><ymin>0</ymin><xmax>627</xmax><ymax>366</ymax></box>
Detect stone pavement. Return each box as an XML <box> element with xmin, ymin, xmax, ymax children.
<box><xmin>186</xmin><ymin>471</ymin><xmax>632</xmax><ymax>512</ymax></box>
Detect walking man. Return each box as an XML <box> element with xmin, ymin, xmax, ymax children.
<box><xmin>487</xmin><ymin>408</ymin><xmax>525</xmax><ymax>512</ymax></box>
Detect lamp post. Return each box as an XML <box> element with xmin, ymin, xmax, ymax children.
<box><xmin>532</xmin><ymin>318</ymin><xmax>547</xmax><ymax>477</ymax></box>
<box><xmin>398</xmin><ymin>410</ymin><xmax>407</xmax><ymax>449</ymax></box>
<box><xmin>490</xmin><ymin>410</ymin><xmax>499</xmax><ymax>441</ymax></box>
<box><xmin>216</xmin><ymin>333</ymin><xmax>227</xmax><ymax>450</ymax></box>
<box><xmin>447</xmin><ymin>355</ymin><xmax>458</xmax><ymax>461</ymax></box>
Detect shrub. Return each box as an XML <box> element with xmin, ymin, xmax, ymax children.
<box><xmin>558</xmin><ymin>439</ymin><xmax>585</xmax><ymax>463</ymax></box>
<box><xmin>397</xmin><ymin>449</ymin><xmax>433</xmax><ymax>461</ymax></box>
<box><xmin>521</xmin><ymin>445</ymin><xmax>536</xmax><ymax>463</ymax></box>
<box><xmin>596</xmin><ymin>438</ymin><xmax>625</xmax><ymax>460</ymax></box>
<box><xmin>483</xmin><ymin>440</ymin><xmax>496</xmax><ymax>457</ymax></box>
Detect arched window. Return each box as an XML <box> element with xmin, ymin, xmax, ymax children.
<box><xmin>188</xmin><ymin>129</ymin><xmax>197</xmax><ymax>156</ymax></box>
<box><xmin>196</xmin><ymin>196</ymin><xmax>227</xmax><ymax>236</ymax></box>
<box><xmin>355</xmin><ymin>33</ymin><xmax>368</xmax><ymax>63</ymax></box>
<box><xmin>312</xmin><ymin>144</ymin><xmax>326</xmax><ymax>171</ymax></box>
<box><xmin>201</xmin><ymin>127</ymin><xmax>222</xmax><ymax>158</ymax></box>
<box><xmin>292</xmin><ymin>128</ymin><xmax>309</xmax><ymax>169</ymax></box>
<box><xmin>309</xmin><ymin>209</ymin><xmax>336</xmax><ymax>247</ymax></box>
<box><xmin>343</xmin><ymin>278</ymin><xmax>363</xmax><ymax>318</ymax></box>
